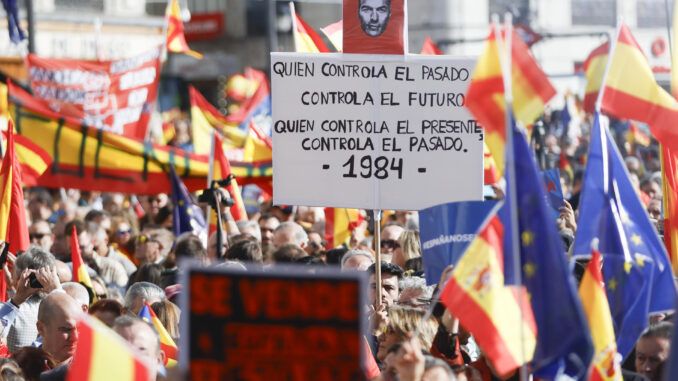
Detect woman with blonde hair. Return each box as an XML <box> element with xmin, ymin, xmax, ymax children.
<box><xmin>376</xmin><ymin>305</ymin><xmax>438</xmax><ymax>361</ymax></box>
<box><xmin>392</xmin><ymin>229</ymin><xmax>421</xmax><ymax>268</ymax></box>
<box><xmin>151</xmin><ymin>299</ymin><xmax>181</xmax><ymax>343</ymax></box>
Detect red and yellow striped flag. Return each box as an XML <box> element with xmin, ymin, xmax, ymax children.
<box><xmin>212</xmin><ymin>133</ymin><xmax>247</xmax><ymax>223</ymax></box>
<box><xmin>320</xmin><ymin>20</ymin><xmax>343</xmax><ymax>52</ymax></box>
<box><xmin>601</xmin><ymin>23</ymin><xmax>678</xmax><ymax>151</ymax></box>
<box><xmin>582</xmin><ymin>41</ymin><xmax>609</xmax><ymax>113</ymax></box>
<box><xmin>578</xmin><ymin>250</ymin><xmax>622</xmax><ymax>381</ymax></box>
<box><xmin>243</xmin><ymin>120</ymin><xmax>273</xmax><ymax>162</ymax></box>
<box><xmin>12</xmin><ymin>133</ymin><xmax>52</xmax><ymax>186</ymax></box>
<box><xmin>421</xmin><ymin>37</ymin><xmax>499</xmax><ymax>184</ymax></box>
<box><xmin>665</xmin><ymin>1</ymin><xmax>678</xmax><ymax>276</ymax></box>
<box><xmin>465</xmin><ymin>29</ymin><xmax>556</xmax><ymax>178</ymax></box>
<box><xmin>324</xmin><ymin>208</ymin><xmax>364</xmax><ymax>249</ymax></box>
<box><xmin>559</xmin><ymin>151</ymin><xmax>574</xmax><ymax>182</ymax></box>
<box><xmin>0</xmin><ymin>122</ymin><xmax>29</xmax><ymax>257</ymax></box>
<box><xmin>627</xmin><ymin>122</ymin><xmax>650</xmax><ymax>148</ymax></box>
<box><xmin>440</xmin><ymin>215</ymin><xmax>537</xmax><ymax>375</ymax></box>
<box><xmin>291</xmin><ymin>3</ymin><xmax>330</xmax><ymax>53</ymax></box>
<box><xmin>67</xmin><ymin>315</ymin><xmax>154</xmax><ymax>381</ymax></box>
<box><xmin>139</xmin><ymin>302</ymin><xmax>178</xmax><ymax>367</ymax></box>
<box><xmin>421</xmin><ymin>36</ymin><xmax>443</xmax><ymax>55</ymax></box>
<box><xmin>165</xmin><ymin>0</ymin><xmax>202</xmax><ymax>59</ymax></box>
<box><xmin>71</xmin><ymin>226</ymin><xmax>97</xmax><ymax>304</ymax></box>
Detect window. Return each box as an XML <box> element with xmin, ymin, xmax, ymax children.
<box><xmin>489</xmin><ymin>0</ymin><xmax>530</xmax><ymax>26</ymax></box>
<box><xmin>571</xmin><ymin>0</ymin><xmax>616</xmax><ymax>26</ymax></box>
<box><xmin>54</xmin><ymin>0</ymin><xmax>104</xmax><ymax>12</ymax></box>
<box><xmin>637</xmin><ymin>0</ymin><xmax>668</xmax><ymax>28</ymax></box>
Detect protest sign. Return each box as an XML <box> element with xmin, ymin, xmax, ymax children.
<box><xmin>25</xmin><ymin>46</ymin><xmax>162</xmax><ymax>140</ymax></box>
<box><xmin>271</xmin><ymin>53</ymin><xmax>484</xmax><ymax>210</ymax></box>
<box><xmin>343</xmin><ymin>0</ymin><xmax>406</xmax><ymax>55</ymax></box>
<box><xmin>181</xmin><ymin>264</ymin><xmax>367</xmax><ymax>380</ymax></box>
<box><xmin>419</xmin><ymin>200</ymin><xmax>498</xmax><ymax>285</ymax></box>
<box><xmin>541</xmin><ymin>168</ymin><xmax>565</xmax><ymax>217</ymax></box>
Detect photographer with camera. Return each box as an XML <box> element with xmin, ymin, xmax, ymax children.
<box><xmin>0</xmin><ymin>244</ymin><xmax>62</xmax><ymax>353</ymax></box>
<box><xmin>198</xmin><ymin>176</ymin><xmax>239</xmax><ymax>260</ymax></box>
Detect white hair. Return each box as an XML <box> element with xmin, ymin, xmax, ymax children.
<box><xmin>62</xmin><ymin>282</ymin><xmax>90</xmax><ymax>309</ymax></box>
<box><xmin>341</xmin><ymin>249</ymin><xmax>375</xmax><ymax>268</ymax></box>
<box><xmin>124</xmin><ymin>281</ymin><xmax>166</xmax><ymax>311</ymax></box>
<box><xmin>399</xmin><ymin>276</ymin><xmax>434</xmax><ymax>300</ymax></box>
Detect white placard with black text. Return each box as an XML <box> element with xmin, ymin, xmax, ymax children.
<box><xmin>271</xmin><ymin>53</ymin><xmax>483</xmax><ymax>210</ymax></box>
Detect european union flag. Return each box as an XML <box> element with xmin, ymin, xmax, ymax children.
<box><xmin>169</xmin><ymin>166</ymin><xmax>208</xmax><ymax>244</ymax></box>
<box><xmin>501</xmin><ymin>113</ymin><xmax>593</xmax><ymax>380</ymax></box>
<box><xmin>573</xmin><ymin>113</ymin><xmax>676</xmax><ymax>358</ymax></box>
<box><xmin>2</xmin><ymin>0</ymin><xmax>24</xmax><ymax>44</ymax></box>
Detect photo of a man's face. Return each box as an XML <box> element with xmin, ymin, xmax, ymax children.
<box><xmin>358</xmin><ymin>0</ymin><xmax>391</xmax><ymax>37</ymax></box>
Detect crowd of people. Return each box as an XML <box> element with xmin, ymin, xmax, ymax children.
<box><xmin>0</xmin><ymin>103</ymin><xmax>670</xmax><ymax>381</ymax></box>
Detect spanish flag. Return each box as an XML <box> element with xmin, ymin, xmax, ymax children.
<box><xmin>626</xmin><ymin>122</ymin><xmax>651</xmax><ymax>148</ymax></box>
<box><xmin>421</xmin><ymin>36</ymin><xmax>443</xmax><ymax>55</ymax></box>
<box><xmin>67</xmin><ymin>315</ymin><xmax>154</xmax><ymax>381</ymax></box>
<box><xmin>582</xmin><ymin>41</ymin><xmax>609</xmax><ymax>113</ymax></box>
<box><xmin>420</xmin><ymin>37</ymin><xmax>499</xmax><ymax>184</ymax></box>
<box><xmin>12</xmin><ymin>133</ymin><xmax>52</xmax><ymax>186</ymax></box>
<box><xmin>559</xmin><ymin>151</ymin><xmax>573</xmax><ymax>182</ymax></box>
<box><xmin>189</xmin><ymin>85</ymin><xmax>248</xmax><ymax>154</ymax></box>
<box><xmin>290</xmin><ymin>2</ymin><xmax>330</xmax><ymax>53</ymax></box>
<box><xmin>440</xmin><ymin>215</ymin><xmax>537</xmax><ymax>376</ymax></box>
<box><xmin>212</xmin><ymin>132</ymin><xmax>248</xmax><ymax>223</ymax></box>
<box><xmin>320</xmin><ymin>20</ymin><xmax>343</xmax><ymax>52</ymax></box>
<box><xmin>578</xmin><ymin>250</ymin><xmax>622</xmax><ymax>381</ymax></box>
<box><xmin>601</xmin><ymin>23</ymin><xmax>678</xmax><ymax>152</ymax></box>
<box><xmin>165</xmin><ymin>0</ymin><xmax>202</xmax><ymax>59</ymax></box>
<box><xmin>0</xmin><ymin>122</ymin><xmax>29</xmax><ymax>258</ymax></box>
<box><xmin>71</xmin><ymin>226</ymin><xmax>97</xmax><ymax>304</ymax></box>
<box><xmin>243</xmin><ymin>120</ymin><xmax>273</xmax><ymax>162</ymax></box>
<box><xmin>226</xmin><ymin>73</ymin><xmax>259</xmax><ymax>102</ymax></box>
<box><xmin>465</xmin><ymin>29</ymin><xmax>556</xmax><ymax>178</ymax></box>
<box><xmin>139</xmin><ymin>302</ymin><xmax>178</xmax><ymax>367</ymax></box>
<box><xmin>324</xmin><ymin>208</ymin><xmax>364</xmax><ymax>249</ymax></box>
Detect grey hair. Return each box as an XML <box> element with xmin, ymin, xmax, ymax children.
<box><xmin>340</xmin><ymin>249</ymin><xmax>375</xmax><ymax>268</ymax></box>
<box><xmin>274</xmin><ymin>222</ymin><xmax>308</xmax><ymax>246</ymax></box>
<box><xmin>641</xmin><ymin>321</ymin><xmax>673</xmax><ymax>340</ymax></box>
<box><xmin>399</xmin><ymin>276</ymin><xmax>434</xmax><ymax>300</ymax></box>
<box><xmin>15</xmin><ymin>245</ymin><xmax>55</xmax><ymax>273</ymax></box>
<box><xmin>123</xmin><ymin>281</ymin><xmax>166</xmax><ymax>311</ymax></box>
<box><xmin>236</xmin><ymin>220</ymin><xmax>262</xmax><ymax>241</ymax></box>
<box><xmin>423</xmin><ymin>355</ymin><xmax>456</xmax><ymax>380</ymax></box>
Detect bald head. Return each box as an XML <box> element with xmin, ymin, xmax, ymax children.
<box><xmin>37</xmin><ymin>292</ymin><xmax>81</xmax><ymax>363</ymax></box>
<box><xmin>55</xmin><ymin>260</ymin><xmax>72</xmax><ymax>283</ymax></box>
<box><xmin>273</xmin><ymin>222</ymin><xmax>308</xmax><ymax>248</ymax></box>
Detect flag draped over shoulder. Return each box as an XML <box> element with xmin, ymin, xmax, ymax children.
<box><xmin>169</xmin><ymin>166</ymin><xmax>207</xmax><ymax>244</ymax></box>
<box><xmin>213</xmin><ymin>133</ymin><xmax>248</xmax><ymax>222</ymax></box>
<box><xmin>139</xmin><ymin>302</ymin><xmax>178</xmax><ymax>367</ymax></box>
<box><xmin>499</xmin><ymin>115</ymin><xmax>593</xmax><ymax>380</ymax></box>
<box><xmin>324</xmin><ymin>208</ymin><xmax>364</xmax><ymax>249</ymax></box>
<box><xmin>291</xmin><ymin>3</ymin><xmax>330</xmax><ymax>53</ymax></box>
<box><xmin>440</xmin><ymin>211</ymin><xmax>537</xmax><ymax>376</ymax></box>
<box><xmin>579</xmin><ymin>249</ymin><xmax>622</xmax><ymax>381</ymax></box>
<box><xmin>573</xmin><ymin>113</ymin><xmax>676</xmax><ymax>358</ymax></box>
<box><xmin>582</xmin><ymin>41</ymin><xmax>609</xmax><ymax>114</ymax></box>
<box><xmin>465</xmin><ymin>29</ymin><xmax>556</xmax><ymax>178</ymax></box>
<box><xmin>166</xmin><ymin>0</ymin><xmax>202</xmax><ymax>59</ymax></box>
<box><xmin>0</xmin><ymin>122</ymin><xmax>29</xmax><ymax>256</ymax></box>
<box><xmin>601</xmin><ymin>24</ymin><xmax>678</xmax><ymax>152</ymax></box>
<box><xmin>71</xmin><ymin>226</ymin><xmax>97</xmax><ymax>304</ymax></box>
<box><xmin>67</xmin><ymin>315</ymin><xmax>154</xmax><ymax>381</ymax></box>
<box><xmin>8</xmin><ymin>81</ymin><xmax>272</xmax><ymax>194</ymax></box>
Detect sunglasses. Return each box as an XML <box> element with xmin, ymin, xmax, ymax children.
<box><xmin>30</xmin><ymin>233</ymin><xmax>48</xmax><ymax>240</ymax></box>
<box><xmin>380</xmin><ymin>239</ymin><xmax>400</xmax><ymax>249</ymax></box>
<box><xmin>116</xmin><ymin>228</ymin><xmax>132</xmax><ymax>236</ymax></box>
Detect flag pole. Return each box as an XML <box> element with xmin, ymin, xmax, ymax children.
<box><xmin>205</xmin><ymin>130</ymin><xmax>216</xmax><ymax>237</ymax></box>
<box><xmin>374</xmin><ymin>209</ymin><xmax>382</xmax><ymax>306</ymax></box>
<box><xmin>594</xmin><ymin>20</ymin><xmax>622</xmax><ymax>113</ymax></box>
<box><xmin>496</xmin><ymin>13</ymin><xmax>528</xmax><ymax>381</ymax></box>
<box><xmin>289</xmin><ymin>2</ymin><xmax>299</xmax><ymax>52</ymax></box>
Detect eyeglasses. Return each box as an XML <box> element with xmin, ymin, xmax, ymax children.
<box><xmin>29</xmin><ymin>233</ymin><xmax>48</xmax><ymax>240</ymax></box>
<box><xmin>96</xmin><ymin>293</ymin><xmax>107</xmax><ymax>299</ymax></box>
<box><xmin>116</xmin><ymin>228</ymin><xmax>132</xmax><ymax>236</ymax></box>
<box><xmin>380</xmin><ymin>239</ymin><xmax>400</xmax><ymax>249</ymax></box>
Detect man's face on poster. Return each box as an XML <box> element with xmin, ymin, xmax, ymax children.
<box><xmin>359</xmin><ymin>0</ymin><xmax>391</xmax><ymax>37</ymax></box>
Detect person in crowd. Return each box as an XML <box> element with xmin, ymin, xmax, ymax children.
<box><xmin>225</xmin><ymin>237</ymin><xmax>263</xmax><ymax>264</ymax></box>
<box><xmin>113</xmin><ymin>316</ymin><xmax>166</xmax><ymax>377</ymax></box>
<box><xmin>36</xmin><ymin>292</ymin><xmax>81</xmax><ymax>366</ymax></box>
<box><xmin>89</xmin><ymin>299</ymin><xmax>123</xmax><ymax>327</ymax></box>
<box><xmin>392</xmin><ymin>229</ymin><xmax>421</xmax><ymax>268</ymax></box>
<box><xmin>123</xmin><ymin>282</ymin><xmax>167</xmax><ymax>315</ymax></box>
<box><xmin>28</xmin><ymin>221</ymin><xmax>53</xmax><ymax>254</ymax></box>
<box><xmin>341</xmin><ymin>249</ymin><xmax>375</xmax><ymax>271</ymax></box>
<box><xmin>376</xmin><ymin>306</ymin><xmax>438</xmax><ymax>362</ymax></box>
<box><xmin>258</xmin><ymin>213</ymin><xmax>281</xmax><ymax>260</ymax></box>
<box><xmin>272</xmin><ymin>221</ymin><xmax>308</xmax><ymax>248</ymax></box>
<box><xmin>14</xmin><ymin>347</ymin><xmax>54</xmax><ymax>381</ymax></box>
<box><xmin>61</xmin><ymin>283</ymin><xmax>89</xmax><ymax>312</ymax></box>
<box><xmin>380</xmin><ymin>223</ymin><xmax>405</xmax><ymax>263</ymax></box>
<box><xmin>398</xmin><ymin>276</ymin><xmax>433</xmax><ymax>310</ymax></box>
<box><xmin>634</xmin><ymin>322</ymin><xmax>672</xmax><ymax>380</ymax></box>
<box><xmin>272</xmin><ymin>243</ymin><xmax>307</xmax><ymax>263</ymax></box>
<box><xmin>235</xmin><ymin>220</ymin><xmax>261</xmax><ymax>242</ymax></box>
<box><xmin>151</xmin><ymin>300</ymin><xmax>181</xmax><ymax>343</ymax></box>
<box><xmin>27</xmin><ymin>189</ymin><xmax>54</xmax><ymax>223</ymax></box>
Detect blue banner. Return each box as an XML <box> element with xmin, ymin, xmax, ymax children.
<box><xmin>541</xmin><ymin>168</ymin><xmax>565</xmax><ymax>217</ymax></box>
<box><xmin>419</xmin><ymin>200</ymin><xmax>498</xmax><ymax>285</ymax></box>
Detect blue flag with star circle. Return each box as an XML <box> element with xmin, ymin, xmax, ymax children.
<box><xmin>170</xmin><ymin>166</ymin><xmax>208</xmax><ymax>244</ymax></box>
<box><xmin>573</xmin><ymin>113</ymin><xmax>676</xmax><ymax>358</ymax></box>
<box><xmin>500</xmin><ymin>112</ymin><xmax>593</xmax><ymax>380</ymax></box>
